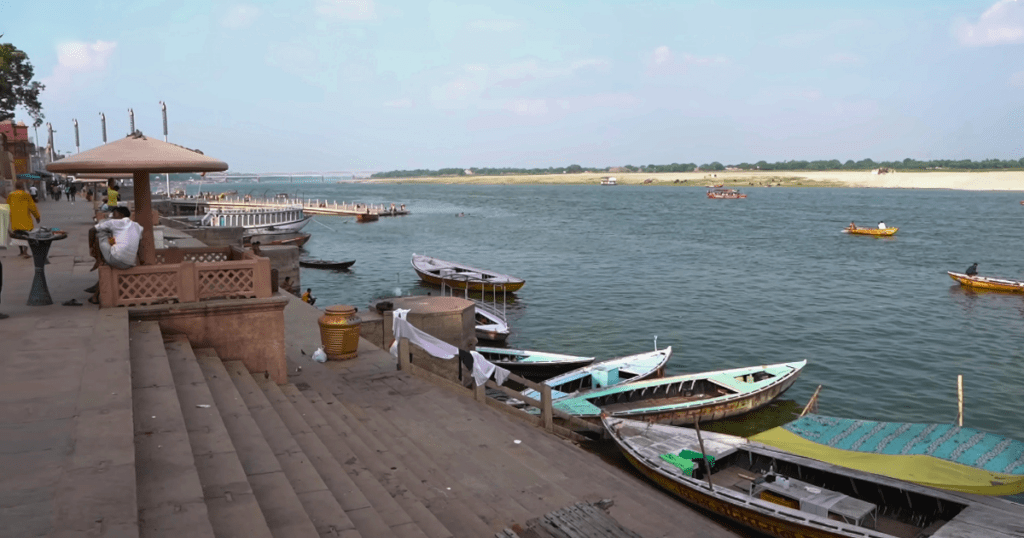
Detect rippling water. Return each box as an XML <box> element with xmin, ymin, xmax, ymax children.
<box><xmin>201</xmin><ymin>183</ymin><xmax>1024</xmax><ymax>444</ymax></box>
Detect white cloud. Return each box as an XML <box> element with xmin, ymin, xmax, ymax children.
<box><xmin>223</xmin><ymin>4</ymin><xmax>262</xmax><ymax>28</ymax></box>
<box><xmin>826</xmin><ymin>53</ymin><xmax>863</xmax><ymax>64</ymax></box>
<box><xmin>646</xmin><ymin>46</ymin><xmax>727</xmax><ymax>75</ymax></box>
<box><xmin>42</xmin><ymin>40</ymin><xmax>117</xmax><ymax>98</ymax></box>
<box><xmin>502</xmin><ymin>99</ymin><xmax>548</xmax><ymax>117</ymax></box>
<box><xmin>556</xmin><ymin>93</ymin><xmax>640</xmax><ymax>111</ymax></box>
<box><xmin>383</xmin><ymin>98</ymin><xmax>414</xmax><ymax>108</ymax></box>
<box><xmin>1011</xmin><ymin>71</ymin><xmax>1024</xmax><ymax>86</ymax></box>
<box><xmin>316</xmin><ymin>0</ymin><xmax>375</xmax><ymax>20</ymax></box>
<box><xmin>468</xmin><ymin>19</ymin><xmax>518</xmax><ymax>32</ymax></box>
<box><xmin>956</xmin><ymin>0</ymin><xmax>1024</xmax><ymax>46</ymax></box>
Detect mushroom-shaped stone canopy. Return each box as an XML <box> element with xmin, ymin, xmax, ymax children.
<box><xmin>46</xmin><ymin>132</ymin><xmax>229</xmax><ymax>266</ymax></box>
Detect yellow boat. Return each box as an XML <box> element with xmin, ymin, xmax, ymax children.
<box><xmin>411</xmin><ymin>253</ymin><xmax>525</xmax><ymax>293</ymax></box>
<box><xmin>844</xmin><ymin>226</ymin><xmax>898</xmax><ymax>236</ymax></box>
<box><xmin>948</xmin><ymin>271</ymin><xmax>1024</xmax><ymax>293</ymax></box>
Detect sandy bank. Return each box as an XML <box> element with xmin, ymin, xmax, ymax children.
<box><xmin>364</xmin><ymin>170</ymin><xmax>1024</xmax><ymax>191</ymax></box>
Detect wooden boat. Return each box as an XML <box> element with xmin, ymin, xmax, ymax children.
<box><xmin>356</xmin><ymin>212</ymin><xmax>379</xmax><ymax>223</ymax></box>
<box><xmin>299</xmin><ymin>258</ymin><xmax>355</xmax><ymax>270</ymax></box>
<box><xmin>516</xmin><ymin>346</ymin><xmax>672</xmax><ymax>405</ymax></box>
<box><xmin>411</xmin><ymin>254</ymin><xmax>525</xmax><ymax>293</ymax></box>
<box><xmin>844</xmin><ymin>226</ymin><xmax>898</xmax><ymax>236</ymax></box>
<box><xmin>552</xmin><ymin>361</ymin><xmax>805</xmax><ymax>425</ymax></box>
<box><xmin>751</xmin><ymin>413</ymin><xmax>1024</xmax><ymax>496</ymax></box>
<box><xmin>947</xmin><ymin>271</ymin><xmax>1024</xmax><ymax>293</ymax></box>
<box><xmin>474</xmin><ymin>346</ymin><xmax>595</xmax><ymax>379</ymax></box>
<box><xmin>707</xmin><ymin>188</ymin><xmax>746</xmax><ymax>199</ymax></box>
<box><xmin>604</xmin><ymin>416</ymin><xmax>1024</xmax><ymax>538</ymax></box>
<box><xmin>243</xmin><ymin>231</ymin><xmax>311</xmax><ymax>248</ymax></box>
<box><xmin>474</xmin><ymin>302</ymin><xmax>510</xmax><ymax>343</ymax></box>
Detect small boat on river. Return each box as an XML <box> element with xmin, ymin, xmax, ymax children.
<box><xmin>947</xmin><ymin>271</ymin><xmax>1024</xmax><ymax>293</ymax></box>
<box><xmin>845</xmin><ymin>226</ymin><xmax>898</xmax><ymax>236</ymax></box>
<box><xmin>516</xmin><ymin>346</ymin><xmax>672</xmax><ymax>405</ymax></box>
<box><xmin>751</xmin><ymin>413</ymin><xmax>1024</xmax><ymax>496</ymax></box>
<box><xmin>474</xmin><ymin>302</ymin><xmax>510</xmax><ymax>343</ymax></box>
<box><xmin>411</xmin><ymin>254</ymin><xmax>525</xmax><ymax>293</ymax></box>
<box><xmin>474</xmin><ymin>347</ymin><xmax>595</xmax><ymax>379</ymax></box>
<box><xmin>707</xmin><ymin>188</ymin><xmax>746</xmax><ymax>199</ymax></box>
<box><xmin>552</xmin><ymin>361</ymin><xmax>805</xmax><ymax>426</ymax></box>
<box><xmin>356</xmin><ymin>212</ymin><xmax>379</xmax><ymax>223</ymax></box>
<box><xmin>243</xmin><ymin>231</ymin><xmax>311</xmax><ymax>248</ymax></box>
<box><xmin>604</xmin><ymin>416</ymin><xmax>1024</xmax><ymax>538</ymax></box>
<box><xmin>299</xmin><ymin>258</ymin><xmax>355</xmax><ymax>270</ymax></box>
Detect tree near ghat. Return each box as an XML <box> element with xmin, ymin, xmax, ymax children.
<box><xmin>0</xmin><ymin>38</ymin><xmax>46</xmax><ymax>127</ymax></box>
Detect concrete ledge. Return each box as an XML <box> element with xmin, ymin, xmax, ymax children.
<box><xmin>128</xmin><ymin>295</ymin><xmax>289</xmax><ymax>384</ymax></box>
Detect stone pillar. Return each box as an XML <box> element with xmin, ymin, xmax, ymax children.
<box><xmin>381</xmin><ymin>296</ymin><xmax>477</xmax><ymax>382</ymax></box>
<box><xmin>133</xmin><ymin>171</ymin><xmax>156</xmax><ymax>265</ymax></box>
<box><xmin>258</xmin><ymin>245</ymin><xmax>301</xmax><ymax>294</ymax></box>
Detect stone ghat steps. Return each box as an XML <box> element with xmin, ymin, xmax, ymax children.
<box><xmin>129</xmin><ymin>321</ymin><xmax>454</xmax><ymax>538</ymax></box>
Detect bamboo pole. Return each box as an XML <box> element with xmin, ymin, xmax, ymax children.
<box><xmin>800</xmin><ymin>385</ymin><xmax>823</xmax><ymax>417</ymax></box>
<box><xmin>957</xmin><ymin>375</ymin><xmax>964</xmax><ymax>427</ymax></box>
<box><xmin>694</xmin><ymin>418</ymin><xmax>714</xmax><ymax>490</ymax></box>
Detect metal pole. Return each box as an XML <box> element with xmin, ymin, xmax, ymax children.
<box><xmin>128</xmin><ymin>108</ymin><xmax>134</xmax><ymax>134</ymax></box>
<box><xmin>99</xmin><ymin>112</ymin><xmax>107</xmax><ymax>143</ymax></box>
<box><xmin>73</xmin><ymin>119</ymin><xmax>79</xmax><ymax>153</ymax></box>
<box><xmin>160</xmin><ymin>101</ymin><xmax>169</xmax><ymax>196</ymax></box>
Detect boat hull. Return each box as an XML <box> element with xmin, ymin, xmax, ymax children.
<box><xmin>244</xmin><ymin>232</ymin><xmax>311</xmax><ymax>248</ymax></box>
<box><xmin>948</xmin><ymin>271</ymin><xmax>1024</xmax><ymax>293</ymax></box>
<box><xmin>356</xmin><ymin>213</ymin><xmax>379</xmax><ymax>222</ymax></box>
<box><xmin>844</xmin><ymin>227</ymin><xmax>897</xmax><ymax>236</ymax></box>
<box><xmin>300</xmin><ymin>259</ymin><xmax>355</xmax><ymax>270</ymax></box>
<box><xmin>411</xmin><ymin>254</ymin><xmax>525</xmax><ymax>293</ymax></box>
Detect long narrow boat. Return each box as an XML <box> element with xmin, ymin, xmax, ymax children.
<box><xmin>411</xmin><ymin>254</ymin><xmax>525</xmax><ymax>293</ymax></box>
<box><xmin>707</xmin><ymin>188</ymin><xmax>746</xmax><ymax>199</ymax></box>
<box><xmin>299</xmin><ymin>258</ymin><xmax>355</xmax><ymax>270</ymax></box>
<box><xmin>844</xmin><ymin>227</ymin><xmax>898</xmax><ymax>236</ymax></box>
<box><xmin>517</xmin><ymin>347</ymin><xmax>673</xmax><ymax>405</ymax></box>
<box><xmin>474</xmin><ymin>347</ymin><xmax>595</xmax><ymax>379</ymax></box>
<box><xmin>553</xmin><ymin>361</ymin><xmax>805</xmax><ymax>425</ymax></box>
<box><xmin>947</xmin><ymin>271</ymin><xmax>1024</xmax><ymax>293</ymax></box>
<box><xmin>604</xmin><ymin>416</ymin><xmax>1024</xmax><ymax>538</ymax></box>
<box><xmin>243</xmin><ymin>231</ymin><xmax>311</xmax><ymax>248</ymax></box>
<box><xmin>751</xmin><ymin>413</ymin><xmax>1024</xmax><ymax>496</ymax></box>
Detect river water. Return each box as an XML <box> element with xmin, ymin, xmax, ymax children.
<box><xmin>198</xmin><ymin>182</ymin><xmax>1024</xmax><ymax>446</ymax></box>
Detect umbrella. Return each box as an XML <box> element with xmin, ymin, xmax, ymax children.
<box><xmin>46</xmin><ymin>131</ymin><xmax>228</xmax><ymax>265</ymax></box>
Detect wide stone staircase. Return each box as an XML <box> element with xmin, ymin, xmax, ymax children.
<box><xmin>127</xmin><ymin>318</ymin><xmax>738</xmax><ymax>538</ymax></box>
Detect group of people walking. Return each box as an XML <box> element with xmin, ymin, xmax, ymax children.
<box><xmin>47</xmin><ymin>181</ymin><xmax>77</xmax><ymax>202</ymax></box>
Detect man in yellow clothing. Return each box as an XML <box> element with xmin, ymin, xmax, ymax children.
<box><xmin>6</xmin><ymin>181</ymin><xmax>41</xmax><ymax>258</ymax></box>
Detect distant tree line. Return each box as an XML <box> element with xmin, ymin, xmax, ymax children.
<box><xmin>370</xmin><ymin>157</ymin><xmax>1024</xmax><ymax>178</ymax></box>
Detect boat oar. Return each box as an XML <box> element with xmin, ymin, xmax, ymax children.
<box><xmin>311</xmin><ymin>216</ymin><xmax>335</xmax><ymax>230</ymax></box>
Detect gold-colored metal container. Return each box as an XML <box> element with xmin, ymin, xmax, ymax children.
<box><xmin>318</xmin><ymin>305</ymin><xmax>361</xmax><ymax>360</ymax></box>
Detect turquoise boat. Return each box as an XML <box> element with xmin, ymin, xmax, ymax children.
<box><xmin>517</xmin><ymin>346</ymin><xmax>672</xmax><ymax>404</ymax></box>
<box><xmin>752</xmin><ymin>413</ymin><xmax>1024</xmax><ymax>496</ymax></box>
<box><xmin>555</xmin><ymin>360</ymin><xmax>806</xmax><ymax>426</ymax></box>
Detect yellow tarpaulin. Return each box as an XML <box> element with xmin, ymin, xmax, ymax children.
<box><xmin>751</xmin><ymin>427</ymin><xmax>1024</xmax><ymax>496</ymax></box>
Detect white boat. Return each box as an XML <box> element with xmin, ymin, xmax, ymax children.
<box><xmin>514</xmin><ymin>346</ymin><xmax>672</xmax><ymax>407</ymax></box>
<box><xmin>474</xmin><ymin>302</ymin><xmax>510</xmax><ymax>343</ymax></box>
<box><xmin>474</xmin><ymin>346</ymin><xmax>596</xmax><ymax>379</ymax></box>
<box><xmin>201</xmin><ymin>205</ymin><xmax>312</xmax><ymax>234</ymax></box>
<box><xmin>600</xmin><ymin>177</ymin><xmax>617</xmax><ymax>186</ymax></box>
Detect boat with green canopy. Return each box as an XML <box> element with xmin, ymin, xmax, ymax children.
<box><xmin>751</xmin><ymin>413</ymin><xmax>1024</xmax><ymax>496</ymax></box>
<box><xmin>553</xmin><ymin>360</ymin><xmax>806</xmax><ymax>425</ymax></box>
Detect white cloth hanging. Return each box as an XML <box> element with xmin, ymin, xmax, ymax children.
<box><xmin>391</xmin><ymin>309</ymin><xmax>509</xmax><ymax>386</ymax></box>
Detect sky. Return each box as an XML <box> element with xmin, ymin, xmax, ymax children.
<box><xmin>3</xmin><ymin>0</ymin><xmax>1024</xmax><ymax>173</ymax></box>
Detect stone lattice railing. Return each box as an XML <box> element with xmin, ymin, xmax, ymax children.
<box><xmin>98</xmin><ymin>246</ymin><xmax>272</xmax><ymax>307</ymax></box>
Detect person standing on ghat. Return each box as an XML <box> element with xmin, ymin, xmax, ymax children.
<box><xmin>7</xmin><ymin>181</ymin><xmax>41</xmax><ymax>258</ymax></box>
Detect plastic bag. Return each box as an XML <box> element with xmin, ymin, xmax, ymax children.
<box><xmin>312</xmin><ymin>347</ymin><xmax>327</xmax><ymax>363</ymax></box>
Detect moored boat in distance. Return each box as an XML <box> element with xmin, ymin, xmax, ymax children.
<box><xmin>516</xmin><ymin>346</ymin><xmax>672</xmax><ymax>406</ymax></box>
<box><xmin>411</xmin><ymin>254</ymin><xmax>525</xmax><ymax>293</ymax></box>
<box><xmin>751</xmin><ymin>413</ymin><xmax>1024</xmax><ymax>496</ymax></box>
<box><xmin>707</xmin><ymin>188</ymin><xmax>746</xmax><ymax>199</ymax></box>
<box><xmin>474</xmin><ymin>346</ymin><xmax>595</xmax><ymax>380</ymax></box>
<box><xmin>299</xmin><ymin>258</ymin><xmax>355</xmax><ymax>270</ymax></box>
<box><xmin>201</xmin><ymin>204</ymin><xmax>312</xmax><ymax>234</ymax></box>
<box><xmin>243</xmin><ymin>231</ymin><xmax>311</xmax><ymax>248</ymax></box>
<box><xmin>604</xmin><ymin>416</ymin><xmax>1024</xmax><ymax>538</ymax></box>
<box><xmin>552</xmin><ymin>361</ymin><xmax>805</xmax><ymax>425</ymax></box>
<box><xmin>845</xmin><ymin>226</ymin><xmax>898</xmax><ymax>236</ymax></box>
<box><xmin>948</xmin><ymin>271</ymin><xmax>1024</xmax><ymax>293</ymax></box>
